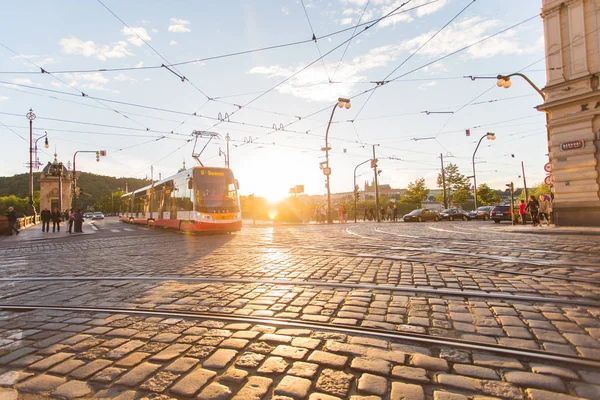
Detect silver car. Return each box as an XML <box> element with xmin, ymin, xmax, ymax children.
<box><xmin>92</xmin><ymin>212</ymin><xmax>105</xmax><ymax>220</ymax></box>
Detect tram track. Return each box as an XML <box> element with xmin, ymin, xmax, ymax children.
<box><xmin>1</xmin><ymin>276</ymin><xmax>597</xmax><ymax>306</ymax></box>
<box><xmin>0</xmin><ymin>303</ymin><xmax>598</xmax><ymax>368</ymax></box>
<box><xmin>296</xmin><ymin>244</ymin><xmax>600</xmax><ymax>285</ymax></box>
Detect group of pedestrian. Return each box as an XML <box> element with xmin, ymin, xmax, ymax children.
<box><xmin>361</xmin><ymin>204</ymin><xmax>399</xmax><ymax>222</ymax></box>
<box><xmin>519</xmin><ymin>194</ymin><xmax>552</xmax><ymax>227</ymax></box>
<box><xmin>337</xmin><ymin>204</ymin><xmax>348</xmax><ymax>223</ymax></box>
<box><xmin>314</xmin><ymin>204</ymin><xmax>327</xmax><ymax>223</ymax></box>
<box><xmin>40</xmin><ymin>207</ymin><xmax>85</xmax><ymax>233</ymax></box>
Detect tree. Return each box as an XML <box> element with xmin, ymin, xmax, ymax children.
<box><xmin>401</xmin><ymin>178</ymin><xmax>429</xmax><ymax>206</ymax></box>
<box><xmin>437</xmin><ymin>163</ymin><xmax>471</xmax><ymax>206</ymax></box>
<box><xmin>477</xmin><ymin>183</ymin><xmax>500</xmax><ymax>205</ymax></box>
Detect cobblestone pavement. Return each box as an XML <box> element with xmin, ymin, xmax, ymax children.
<box><xmin>0</xmin><ymin>219</ymin><xmax>599</xmax><ymax>399</ymax></box>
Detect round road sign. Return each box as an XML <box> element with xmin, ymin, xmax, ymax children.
<box><xmin>544</xmin><ymin>162</ymin><xmax>552</xmax><ymax>173</ymax></box>
<box><xmin>544</xmin><ymin>174</ymin><xmax>553</xmax><ymax>186</ymax></box>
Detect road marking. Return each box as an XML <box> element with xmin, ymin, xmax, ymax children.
<box><xmin>90</xmin><ymin>225</ymin><xmax>98</xmax><ymax>231</ymax></box>
<box><xmin>428</xmin><ymin>227</ymin><xmax>470</xmax><ymax>234</ymax></box>
<box><xmin>123</xmin><ymin>228</ymin><xmax>135</xmax><ymax>232</ymax></box>
<box><xmin>110</xmin><ymin>229</ymin><xmax>120</xmax><ymax>233</ymax></box>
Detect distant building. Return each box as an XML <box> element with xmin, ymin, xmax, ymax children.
<box><xmin>39</xmin><ymin>154</ymin><xmax>76</xmax><ymax>212</ymax></box>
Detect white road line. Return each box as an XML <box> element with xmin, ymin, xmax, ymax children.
<box><xmin>428</xmin><ymin>227</ymin><xmax>471</xmax><ymax>234</ymax></box>
<box><xmin>123</xmin><ymin>228</ymin><xmax>135</xmax><ymax>232</ymax></box>
<box><xmin>110</xmin><ymin>229</ymin><xmax>120</xmax><ymax>233</ymax></box>
<box><xmin>90</xmin><ymin>225</ymin><xmax>98</xmax><ymax>231</ymax></box>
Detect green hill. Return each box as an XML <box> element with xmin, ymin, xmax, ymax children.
<box><xmin>0</xmin><ymin>172</ymin><xmax>150</xmax><ymax>212</ymax></box>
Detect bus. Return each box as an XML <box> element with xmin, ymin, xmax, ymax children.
<box><xmin>120</xmin><ymin>166</ymin><xmax>242</xmax><ymax>233</ymax></box>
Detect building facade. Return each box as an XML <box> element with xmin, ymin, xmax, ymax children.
<box><xmin>539</xmin><ymin>0</ymin><xmax>600</xmax><ymax>226</ymax></box>
<box><xmin>39</xmin><ymin>156</ymin><xmax>73</xmax><ymax>213</ymax></box>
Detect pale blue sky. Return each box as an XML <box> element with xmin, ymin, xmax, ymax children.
<box><xmin>0</xmin><ymin>0</ymin><xmax>547</xmax><ymax>200</ymax></box>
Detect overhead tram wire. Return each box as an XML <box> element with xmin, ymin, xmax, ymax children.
<box><xmin>96</xmin><ymin>0</ymin><xmax>210</xmax><ymax>101</ymax></box>
<box><xmin>0</xmin><ymin>81</ymin><xmax>313</xmax><ymax>137</ymax></box>
<box><xmin>203</xmin><ymin>0</ymin><xmax>416</xmax><ymax>139</ymax></box>
<box><xmin>352</xmin><ymin>0</ymin><xmax>478</xmax><ymax>121</ymax></box>
<box><xmin>0</xmin><ymin>1</ymin><xmax>440</xmax><ymax>77</ymax></box>
<box><xmin>225</xmin><ymin>14</ymin><xmax>540</xmax><ymax>161</ymax></box>
<box><xmin>330</xmin><ymin>0</ymin><xmax>371</xmax><ymax>82</ymax></box>
<box><xmin>0</xmin><ymin>119</ymin><xmax>28</xmax><ymax>142</ymax></box>
<box><xmin>300</xmin><ymin>0</ymin><xmax>331</xmax><ymax>82</ymax></box>
<box><xmin>0</xmin><ymin>41</ymin><xmax>151</xmax><ymax>132</ymax></box>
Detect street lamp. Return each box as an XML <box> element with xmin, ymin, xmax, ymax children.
<box><xmin>472</xmin><ymin>132</ymin><xmax>496</xmax><ymax>209</ymax></box>
<box><xmin>353</xmin><ymin>159</ymin><xmax>371</xmax><ymax>222</ymax></box>
<box><xmin>34</xmin><ymin>131</ymin><xmax>49</xmax><ymax>170</ymax></box>
<box><xmin>323</xmin><ymin>97</ymin><xmax>351</xmax><ymax>224</ymax></box>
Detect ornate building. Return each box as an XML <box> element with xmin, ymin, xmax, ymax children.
<box><xmin>39</xmin><ymin>154</ymin><xmax>73</xmax><ymax>212</ymax></box>
<box><xmin>539</xmin><ymin>0</ymin><xmax>600</xmax><ymax>226</ymax></box>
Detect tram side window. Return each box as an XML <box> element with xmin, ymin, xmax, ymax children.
<box><xmin>173</xmin><ymin>176</ymin><xmax>194</xmax><ymax>212</ymax></box>
<box><xmin>121</xmin><ymin>196</ymin><xmax>131</xmax><ymax>214</ymax></box>
<box><xmin>149</xmin><ymin>188</ymin><xmax>159</xmax><ymax>216</ymax></box>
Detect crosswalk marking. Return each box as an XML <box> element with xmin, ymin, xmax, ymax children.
<box><xmin>90</xmin><ymin>225</ymin><xmax>98</xmax><ymax>231</ymax></box>
<box><xmin>123</xmin><ymin>228</ymin><xmax>135</xmax><ymax>231</ymax></box>
<box><xmin>110</xmin><ymin>229</ymin><xmax>120</xmax><ymax>232</ymax></box>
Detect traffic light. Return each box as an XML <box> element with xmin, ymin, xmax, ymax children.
<box><xmin>465</xmin><ymin>129</ymin><xmax>471</xmax><ymax>137</ymax></box>
<box><xmin>355</xmin><ymin>191</ymin><xmax>360</xmax><ymax>201</ymax></box>
<box><xmin>370</xmin><ymin>158</ymin><xmax>378</xmax><ymax>168</ymax></box>
<box><xmin>96</xmin><ymin>151</ymin><xmax>100</xmax><ymax>162</ymax></box>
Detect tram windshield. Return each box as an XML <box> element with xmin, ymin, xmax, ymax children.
<box><xmin>194</xmin><ymin>168</ymin><xmax>239</xmax><ymax>212</ymax></box>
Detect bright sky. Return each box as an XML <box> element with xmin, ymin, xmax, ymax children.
<box><xmin>0</xmin><ymin>0</ymin><xmax>547</xmax><ymax>201</ymax></box>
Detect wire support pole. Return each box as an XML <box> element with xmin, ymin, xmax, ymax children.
<box><xmin>373</xmin><ymin>145</ymin><xmax>380</xmax><ymax>223</ymax></box>
<box><xmin>354</xmin><ymin>159</ymin><xmax>371</xmax><ymax>223</ymax></box>
<box><xmin>26</xmin><ymin>108</ymin><xmax>36</xmax><ymax>218</ymax></box>
<box><xmin>440</xmin><ymin>153</ymin><xmax>448</xmax><ymax>209</ymax></box>
<box><xmin>521</xmin><ymin>161</ymin><xmax>528</xmax><ymax>200</ymax></box>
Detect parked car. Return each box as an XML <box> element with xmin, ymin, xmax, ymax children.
<box><xmin>468</xmin><ymin>206</ymin><xmax>494</xmax><ymax>220</ymax></box>
<box><xmin>403</xmin><ymin>209</ymin><xmax>440</xmax><ymax>222</ymax></box>
<box><xmin>83</xmin><ymin>212</ymin><xmax>93</xmax><ymax>219</ymax></box>
<box><xmin>490</xmin><ymin>205</ymin><xmax>514</xmax><ymax>223</ymax></box>
<box><xmin>91</xmin><ymin>212</ymin><xmax>105</xmax><ymax>220</ymax></box>
<box><xmin>439</xmin><ymin>208</ymin><xmax>471</xmax><ymax>221</ymax></box>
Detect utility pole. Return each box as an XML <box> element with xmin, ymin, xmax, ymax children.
<box><xmin>372</xmin><ymin>145</ymin><xmax>380</xmax><ymax>222</ymax></box>
<box><xmin>226</xmin><ymin>133</ymin><xmax>230</xmax><ymax>168</ymax></box>
<box><xmin>150</xmin><ymin>165</ymin><xmax>154</xmax><ymax>183</ymax></box>
<box><xmin>26</xmin><ymin>108</ymin><xmax>36</xmax><ymax>218</ymax></box>
<box><xmin>521</xmin><ymin>161</ymin><xmax>528</xmax><ymax>200</ymax></box>
<box><xmin>440</xmin><ymin>153</ymin><xmax>448</xmax><ymax>209</ymax></box>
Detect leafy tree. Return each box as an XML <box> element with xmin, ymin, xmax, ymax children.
<box><xmin>477</xmin><ymin>183</ymin><xmax>500</xmax><ymax>205</ymax></box>
<box><xmin>401</xmin><ymin>178</ymin><xmax>429</xmax><ymax>206</ymax></box>
<box><xmin>437</xmin><ymin>163</ymin><xmax>471</xmax><ymax>206</ymax></box>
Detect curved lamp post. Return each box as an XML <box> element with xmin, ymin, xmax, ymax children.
<box><xmin>472</xmin><ymin>132</ymin><xmax>496</xmax><ymax>209</ymax></box>
<box><xmin>323</xmin><ymin>97</ymin><xmax>351</xmax><ymax>224</ymax></box>
<box><xmin>34</xmin><ymin>131</ymin><xmax>49</xmax><ymax>170</ymax></box>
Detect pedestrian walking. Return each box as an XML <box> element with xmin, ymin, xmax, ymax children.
<box><xmin>387</xmin><ymin>206</ymin><xmax>392</xmax><ymax>221</ymax></box>
<box><xmin>73</xmin><ymin>209</ymin><xmax>84</xmax><ymax>233</ymax></box>
<box><xmin>518</xmin><ymin>200</ymin><xmax>527</xmax><ymax>225</ymax></box>
<box><xmin>525</xmin><ymin>195</ymin><xmax>540</xmax><ymax>227</ymax></box>
<box><xmin>392</xmin><ymin>205</ymin><xmax>398</xmax><ymax>222</ymax></box>
<box><xmin>380</xmin><ymin>206</ymin><xmax>385</xmax><ymax>221</ymax></box>
<box><xmin>51</xmin><ymin>208</ymin><xmax>62</xmax><ymax>232</ymax></box>
<box><xmin>369</xmin><ymin>207</ymin><xmax>375</xmax><ymax>221</ymax></box>
<box><xmin>363</xmin><ymin>208</ymin><xmax>368</xmax><ymax>221</ymax></box>
<box><xmin>40</xmin><ymin>207</ymin><xmax>51</xmax><ymax>232</ymax></box>
<box><xmin>338</xmin><ymin>204</ymin><xmax>344</xmax><ymax>223</ymax></box>
<box><xmin>6</xmin><ymin>206</ymin><xmax>19</xmax><ymax>235</ymax></box>
<box><xmin>538</xmin><ymin>195</ymin><xmax>551</xmax><ymax>226</ymax></box>
<box><xmin>68</xmin><ymin>208</ymin><xmax>75</xmax><ymax>233</ymax></box>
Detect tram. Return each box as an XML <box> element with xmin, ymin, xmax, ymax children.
<box><xmin>119</xmin><ymin>166</ymin><xmax>242</xmax><ymax>232</ymax></box>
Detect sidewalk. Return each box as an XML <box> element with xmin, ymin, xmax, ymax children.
<box><xmin>0</xmin><ymin>222</ymin><xmax>95</xmax><ymax>244</ymax></box>
<box><xmin>488</xmin><ymin>223</ymin><xmax>600</xmax><ymax>236</ymax></box>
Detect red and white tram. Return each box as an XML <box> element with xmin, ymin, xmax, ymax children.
<box><xmin>120</xmin><ymin>166</ymin><xmax>242</xmax><ymax>232</ymax></box>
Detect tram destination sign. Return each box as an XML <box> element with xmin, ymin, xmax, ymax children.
<box><xmin>560</xmin><ymin>140</ymin><xmax>585</xmax><ymax>151</ymax></box>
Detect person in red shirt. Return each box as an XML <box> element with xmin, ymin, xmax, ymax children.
<box><xmin>519</xmin><ymin>199</ymin><xmax>527</xmax><ymax>225</ymax></box>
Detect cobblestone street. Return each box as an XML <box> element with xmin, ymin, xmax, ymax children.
<box><xmin>1</xmin><ymin>218</ymin><xmax>599</xmax><ymax>399</ymax></box>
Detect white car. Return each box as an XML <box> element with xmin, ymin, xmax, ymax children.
<box><xmin>92</xmin><ymin>212</ymin><xmax>105</xmax><ymax>220</ymax></box>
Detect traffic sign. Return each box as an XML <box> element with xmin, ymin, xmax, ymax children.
<box><xmin>544</xmin><ymin>174</ymin><xmax>554</xmax><ymax>186</ymax></box>
<box><xmin>323</xmin><ymin>167</ymin><xmax>331</xmax><ymax>176</ymax></box>
<box><xmin>543</xmin><ymin>162</ymin><xmax>552</xmax><ymax>173</ymax></box>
